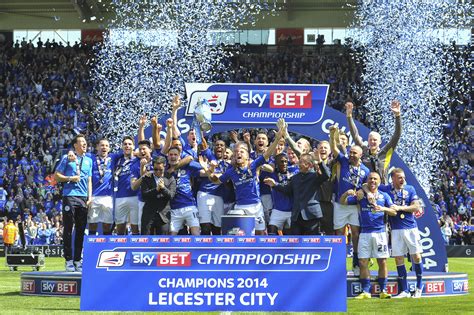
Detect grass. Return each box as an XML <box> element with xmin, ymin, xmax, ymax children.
<box><xmin>0</xmin><ymin>257</ymin><xmax>473</xmax><ymax>314</ymax></box>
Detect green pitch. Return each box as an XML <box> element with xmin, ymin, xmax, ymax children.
<box><xmin>0</xmin><ymin>257</ymin><xmax>473</xmax><ymax>314</ymax></box>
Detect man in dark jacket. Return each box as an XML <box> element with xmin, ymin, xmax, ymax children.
<box><xmin>140</xmin><ymin>156</ymin><xmax>176</xmax><ymax>235</ymax></box>
<box><xmin>264</xmin><ymin>152</ymin><xmax>330</xmax><ymax>235</ymax></box>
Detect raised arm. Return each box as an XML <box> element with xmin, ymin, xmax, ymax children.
<box><xmin>151</xmin><ymin>116</ymin><xmax>163</xmax><ymax>150</ymax></box>
<box><xmin>242</xmin><ymin>131</ymin><xmax>253</xmax><ymax>154</ymax></box>
<box><xmin>263</xmin><ymin>119</ymin><xmax>286</xmax><ymax>161</ymax></box>
<box><xmin>137</xmin><ymin>115</ymin><xmax>146</xmax><ymax>142</ymax></box>
<box><xmin>380</xmin><ymin>100</ymin><xmax>402</xmax><ymax>154</ymax></box>
<box><xmin>345</xmin><ymin>102</ymin><xmax>364</xmax><ymax>147</ymax></box>
<box><xmin>198</xmin><ymin>129</ymin><xmax>208</xmax><ymax>152</ymax></box>
<box><xmin>283</xmin><ymin>121</ymin><xmax>303</xmax><ymax>157</ymax></box>
<box><xmin>329</xmin><ymin>125</ymin><xmax>340</xmax><ymax>157</ymax></box>
<box><xmin>161</xmin><ymin>118</ymin><xmax>174</xmax><ymax>155</ymax></box>
<box><xmin>171</xmin><ymin>95</ymin><xmax>181</xmax><ymax>138</ymax></box>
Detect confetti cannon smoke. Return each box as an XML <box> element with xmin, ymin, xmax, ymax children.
<box><xmin>349</xmin><ymin>0</ymin><xmax>471</xmax><ymax>193</ymax></box>
<box><xmin>91</xmin><ymin>0</ymin><xmax>278</xmax><ymax>146</ymax></box>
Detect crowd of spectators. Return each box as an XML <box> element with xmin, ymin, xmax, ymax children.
<box><xmin>435</xmin><ymin>93</ymin><xmax>473</xmax><ymax>245</ymax></box>
<box><xmin>0</xmin><ymin>39</ymin><xmax>95</xmax><ymax>246</ymax></box>
<box><xmin>0</xmin><ymin>38</ymin><xmax>471</xmax><ymax>246</ymax></box>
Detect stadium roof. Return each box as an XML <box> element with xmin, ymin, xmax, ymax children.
<box><xmin>0</xmin><ymin>0</ymin><xmax>357</xmax><ymax>29</ymax></box>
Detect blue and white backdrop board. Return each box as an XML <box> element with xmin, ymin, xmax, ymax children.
<box><xmin>80</xmin><ymin>236</ymin><xmax>347</xmax><ymax>312</ymax></box>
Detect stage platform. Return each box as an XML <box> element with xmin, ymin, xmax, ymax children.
<box><xmin>347</xmin><ymin>271</ymin><xmax>468</xmax><ymax>298</ymax></box>
<box><xmin>20</xmin><ymin>270</ymin><xmax>468</xmax><ymax>298</ymax></box>
<box><xmin>21</xmin><ymin>271</ymin><xmax>82</xmax><ymax>297</ymax></box>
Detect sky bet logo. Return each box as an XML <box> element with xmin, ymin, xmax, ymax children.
<box><xmin>239</xmin><ymin>90</ymin><xmax>312</xmax><ymax>109</ymax></box>
<box><xmin>452</xmin><ymin>280</ymin><xmax>468</xmax><ymax>293</ymax></box>
<box><xmin>41</xmin><ymin>280</ymin><xmax>77</xmax><ymax>295</ymax></box>
<box><xmin>131</xmin><ymin>252</ymin><xmax>192</xmax><ymax>267</ymax></box>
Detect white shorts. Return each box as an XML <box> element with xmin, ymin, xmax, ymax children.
<box><xmin>261</xmin><ymin>194</ymin><xmax>273</xmax><ymax>212</ymax></box>
<box><xmin>391</xmin><ymin>228</ymin><xmax>423</xmax><ymax>257</ymax></box>
<box><xmin>234</xmin><ymin>202</ymin><xmax>266</xmax><ymax>231</ymax></box>
<box><xmin>224</xmin><ymin>202</ymin><xmax>235</xmax><ymax>214</ymax></box>
<box><xmin>333</xmin><ymin>202</ymin><xmax>360</xmax><ymax>230</ymax></box>
<box><xmin>197</xmin><ymin>191</ymin><xmax>224</xmax><ymax>227</ymax></box>
<box><xmin>114</xmin><ymin>196</ymin><xmax>139</xmax><ymax>225</ymax></box>
<box><xmin>138</xmin><ymin>201</ymin><xmax>144</xmax><ymax>231</ymax></box>
<box><xmin>269</xmin><ymin>209</ymin><xmax>291</xmax><ymax>230</ymax></box>
<box><xmin>261</xmin><ymin>194</ymin><xmax>273</xmax><ymax>224</ymax></box>
<box><xmin>358</xmin><ymin>232</ymin><xmax>390</xmax><ymax>259</ymax></box>
<box><xmin>88</xmin><ymin>195</ymin><xmax>113</xmax><ymax>224</ymax></box>
<box><xmin>170</xmin><ymin>206</ymin><xmax>200</xmax><ymax>232</ymax></box>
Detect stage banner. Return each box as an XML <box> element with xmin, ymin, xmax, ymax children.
<box><xmin>80</xmin><ymin>236</ymin><xmax>346</xmax><ymax>312</ymax></box>
<box><xmin>184</xmin><ymin>83</ymin><xmax>329</xmax><ymax>125</ymax></box>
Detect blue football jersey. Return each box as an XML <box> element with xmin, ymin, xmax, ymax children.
<box><xmin>347</xmin><ymin>190</ymin><xmax>393</xmax><ymax>233</ymax></box>
<box><xmin>56</xmin><ymin>154</ymin><xmax>93</xmax><ymax>197</ymax></box>
<box><xmin>169</xmin><ymin>161</ymin><xmax>202</xmax><ymax>209</ymax></box>
<box><xmin>219</xmin><ymin>156</ymin><xmax>266</xmax><ymax>206</ymax></box>
<box><xmin>379</xmin><ymin>184</ymin><xmax>419</xmax><ymax>230</ymax></box>
<box><xmin>90</xmin><ymin>154</ymin><xmax>113</xmax><ymax>197</ymax></box>
<box><xmin>335</xmin><ymin>152</ymin><xmax>369</xmax><ymax>201</ymax></box>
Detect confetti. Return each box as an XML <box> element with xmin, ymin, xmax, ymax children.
<box><xmin>349</xmin><ymin>0</ymin><xmax>471</xmax><ymax>194</ymax></box>
<box><xmin>91</xmin><ymin>0</ymin><xmax>279</xmax><ymax>147</ymax></box>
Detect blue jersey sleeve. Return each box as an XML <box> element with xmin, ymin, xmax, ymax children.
<box><xmin>187</xmin><ymin>161</ymin><xmax>203</xmax><ymax>177</ymax></box>
<box><xmin>382</xmin><ymin>192</ymin><xmax>394</xmax><ymax>207</ymax></box>
<box><xmin>201</xmin><ymin>148</ymin><xmax>216</xmax><ymax>162</ymax></box>
<box><xmin>336</xmin><ymin>151</ymin><xmax>346</xmax><ymax>163</ymax></box>
<box><xmin>56</xmin><ymin>156</ymin><xmax>68</xmax><ymax>174</ymax></box>
<box><xmin>131</xmin><ymin>161</ymin><xmax>141</xmax><ymax>179</ymax></box>
<box><xmin>109</xmin><ymin>151</ymin><xmax>124</xmax><ymax>169</ymax></box>
<box><xmin>407</xmin><ymin>185</ymin><xmax>419</xmax><ymax>204</ymax></box>
<box><xmin>219</xmin><ymin>168</ymin><xmax>233</xmax><ymax>183</ymax></box>
<box><xmin>346</xmin><ymin>195</ymin><xmax>357</xmax><ymax>205</ymax></box>
<box><xmin>251</xmin><ymin>155</ymin><xmax>267</xmax><ymax>173</ymax></box>
<box><xmin>378</xmin><ymin>184</ymin><xmax>390</xmax><ymax>193</ymax></box>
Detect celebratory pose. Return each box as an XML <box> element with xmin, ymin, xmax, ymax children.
<box><xmin>197</xmin><ymin>138</ymin><xmax>231</xmax><ymax>235</ymax></box>
<box><xmin>113</xmin><ymin>136</ymin><xmax>139</xmax><ymax>235</ymax></box>
<box><xmin>166</xmin><ymin>146</ymin><xmax>202</xmax><ymax>235</ymax></box>
<box><xmin>55</xmin><ymin>134</ymin><xmax>93</xmax><ymax>272</ymax></box>
<box><xmin>252</xmin><ymin>132</ymin><xmax>273</xmax><ymax>225</ymax></box>
<box><xmin>379</xmin><ymin>168</ymin><xmax>424</xmax><ymax>298</ymax></box>
<box><xmin>265</xmin><ymin>153</ymin><xmax>297</xmax><ymax>235</ymax></box>
<box><xmin>88</xmin><ymin>139</ymin><xmax>113</xmax><ymax>235</ymax></box>
<box><xmin>207</xmin><ymin>119</ymin><xmax>286</xmax><ymax>235</ymax></box>
<box><xmin>330</xmin><ymin>125</ymin><xmax>369</xmax><ymax>275</ymax></box>
<box><xmin>342</xmin><ymin>172</ymin><xmax>397</xmax><ymax>299</ymax></box>
<box><xmin>345</xmin><ymin>101</ymin><xmax>401</xmax><ymax>183</ymax></box>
